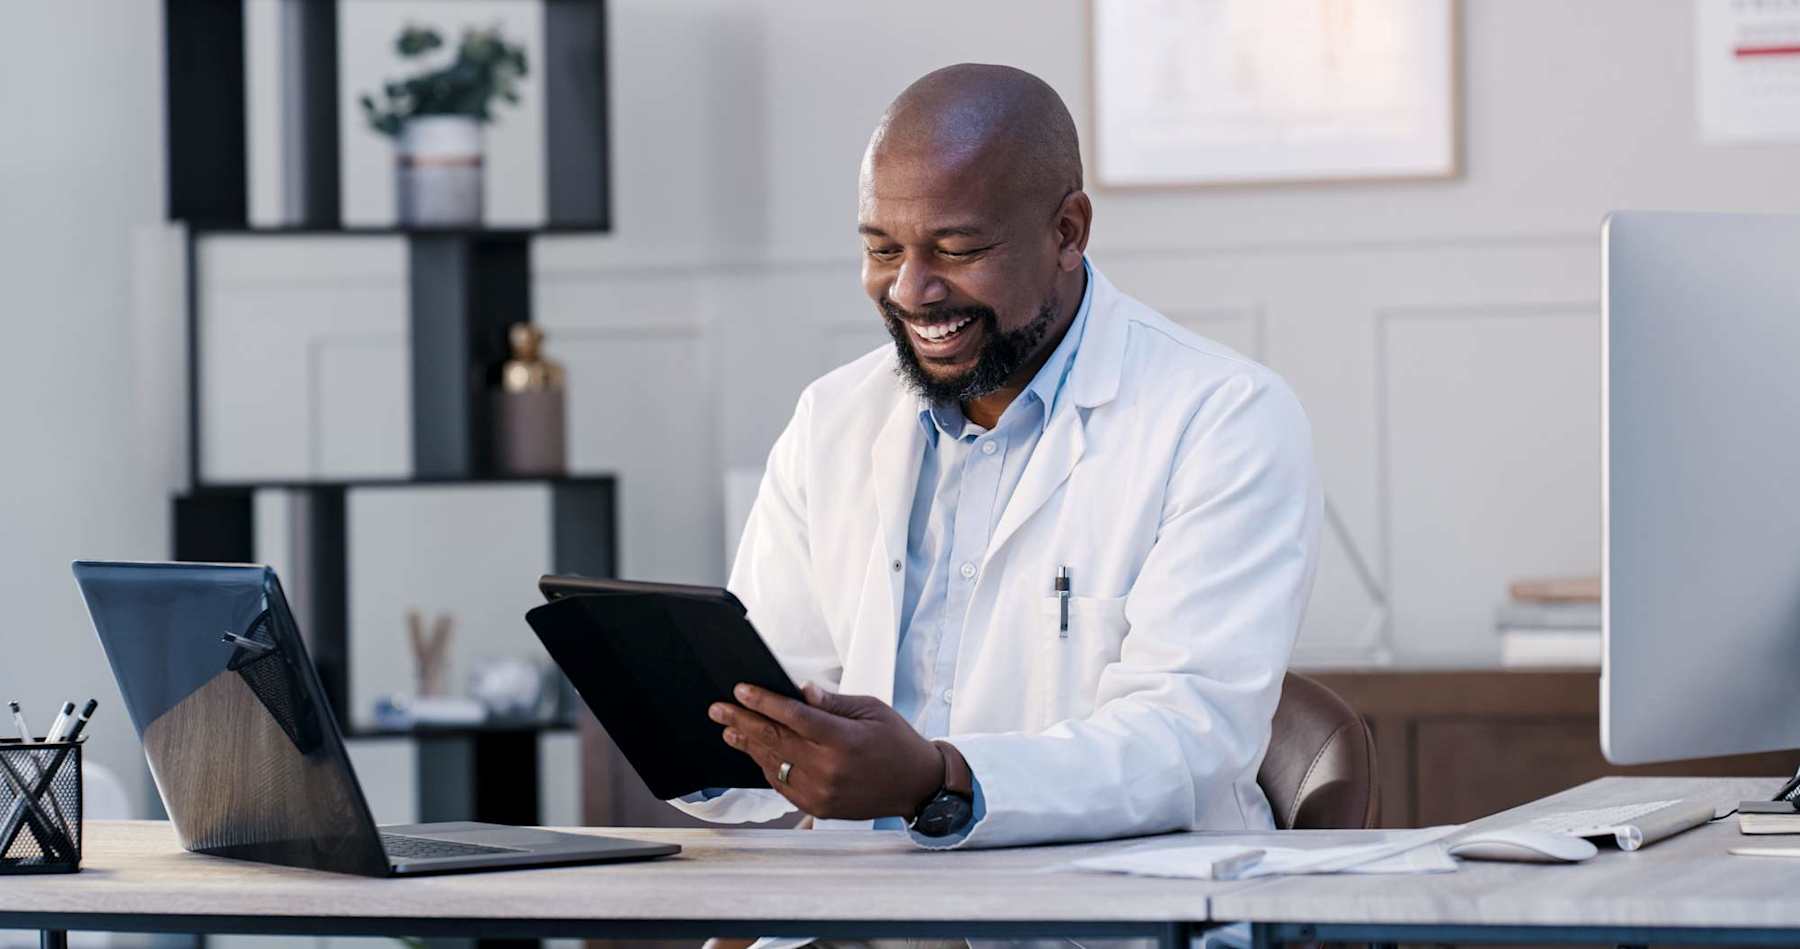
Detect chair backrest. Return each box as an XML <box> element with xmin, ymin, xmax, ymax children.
<box><xmin>1257</xmin><ymin>672</ymin><xmax>1379</xmax><ymax>829</ymax></box>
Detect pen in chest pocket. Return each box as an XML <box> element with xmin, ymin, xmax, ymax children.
<box><xmin>1055</xmin><ymin>565</ymin><xmax>1070</xmax><ymax>637</ymax></box>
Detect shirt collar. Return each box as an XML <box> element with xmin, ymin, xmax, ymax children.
<box><xmin>917</xmin><ymin>259</ymin><xmax>1094</xmax><ymax>441</ymax></box>
<box><xmin>1022</xmin><ymin>258</ymin><xmax>1093</xmax><ymax>426</ymax></box>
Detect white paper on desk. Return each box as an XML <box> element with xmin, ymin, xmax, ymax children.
<box><xmin>1069</xmin><ymin>825</ymin><xmax>1463</xmax><ymax>879</ymax></box>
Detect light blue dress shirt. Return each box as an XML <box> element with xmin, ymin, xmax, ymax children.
<box><xmin>878</xmin><ymin>261</ymin><xmax>1094</xmax><ymax>843</ymax></box>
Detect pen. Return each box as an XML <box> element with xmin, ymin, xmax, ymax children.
<box><xmin>1210</xmin><ymin>847</ymin><xmax>1266</xmax><ymax>881</ymax></box>
<box><xmin>1055</xmin><ymin>565</ymin><xmax>1070</xmax><ymax>637</ymax></box>
<box><xmin>0</xmin><ymin>699</ymin><xmax>54</xmax><ymax>829</ymax></box>
<box><xmin>32</xmin><ymin>702</ymin><xmax>75</xmax><ymax>842</ymax></box>
<box><xmin>9</xmin><ymin>702</ymin><xmax>31</xmax><ymax>743</ymax></box>
<box><xmin>44</xmin><ymin>702</ymin><xmax>75</xmax><ymax>744</ymax></box>
<box><xmin>61</xmin><ymin>699</ymin><xmax>97</xmax><ymax>743</ymax></box>
<box><xmin>221</xmin><ymin>630</ymin><xmax>273</xmax><ymax>654</ymax></box>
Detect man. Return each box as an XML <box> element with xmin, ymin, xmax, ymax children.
<box><xmin>677</xmin><ymin>63</ymin><xmax>1321</xmax><ymax>849</ymax></box>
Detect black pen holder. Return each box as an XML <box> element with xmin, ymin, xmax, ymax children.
<box><xmin>0</xmin><ymin>739</ymin><xmax>82</xmax><ymax>873</ymax></box>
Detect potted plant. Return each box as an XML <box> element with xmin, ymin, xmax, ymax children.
<box><xmin>360</xmin><ymin>24</ymin><xmax>527</xmax><ymax>226</ymax></box>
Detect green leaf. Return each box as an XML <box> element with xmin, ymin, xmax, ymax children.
<box><xmin>397</xmin><ymin>25</ymin><xmax>443</xmax><ymax>57</ymax></box>
<box><xmin>358</xmin><ymin>21</ymin><xmax>529</xmax><ymax>129</ymax></box>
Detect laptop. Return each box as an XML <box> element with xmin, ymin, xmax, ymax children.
<box><xmin>72</xmin><ymin>560</ymin><xmax>679</xmax><ymax>876</ymax></box>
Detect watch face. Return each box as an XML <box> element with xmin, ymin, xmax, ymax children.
<box><xmin>914</xmin><ymin>791</ymin><xmax>973</xmax><ymax>837</ymax></box>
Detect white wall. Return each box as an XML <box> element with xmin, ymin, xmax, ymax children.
<box><xmin>0</xmin><ymin>2</ymin><xmax>171</xmax><ymax>814</ymax></box>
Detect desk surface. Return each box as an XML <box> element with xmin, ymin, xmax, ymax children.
<box><xmin>23</xmin><ymin>781</ymin><xmax>1800</xmax><ymax>940</ymax></box>
<box><xmin>0</xmin><ymin>822</ymin><xmax>1228</xmax><ymax>939</ymax></box>
<box><xmin>1216</xmin><ymin>776</ymin><xmax>1799</xmax><ymax>932</ymax></box>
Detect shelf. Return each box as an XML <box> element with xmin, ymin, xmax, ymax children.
<box><xmin>189</xmin><ymin>224</ymin><xmax>611</xmax><ymax>238</ymax></box>
<box><xmin>190</xmin><ymin>473</ymin><xmax>617</xmax><ymax>493</ymax></box>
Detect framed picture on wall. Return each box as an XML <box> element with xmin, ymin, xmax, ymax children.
<box><xmin>1090</xmin><ymin>0</ymin><xmax>1459</xmax><ymax>188</ymax></box>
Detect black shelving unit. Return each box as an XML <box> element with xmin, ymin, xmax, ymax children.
<box><xmin>162</xmin><ymin>3</ymin><xmax>617</xmax><ymax>909</ymax></box>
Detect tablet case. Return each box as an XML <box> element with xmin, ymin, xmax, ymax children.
<box><xmin>524</xmin><ymin>591</ymin><xmax>804</xmax><ymax>800</ymax></box>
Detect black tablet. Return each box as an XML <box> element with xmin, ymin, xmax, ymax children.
<box><xmin>537</xmin><ymin>573</ymin><xmax>746</xmax><ymax>612</ymax></box>
<box><xmin>525</xmin><ymin>577</ymin><xmax>802</xmax><ymax>800</ymax></box>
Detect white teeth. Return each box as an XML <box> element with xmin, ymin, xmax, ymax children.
<box><xmin>912</xmin><ymin>315</ymin><xmax>973</xmax><ymax>342</ymax></box>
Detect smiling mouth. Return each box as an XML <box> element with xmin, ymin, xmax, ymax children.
<box><xmin>908</xmin><ymin>314</ymin><xmax>976</xmax><ymax>343</ymax></box>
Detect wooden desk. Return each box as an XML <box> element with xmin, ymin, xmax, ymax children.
<box><xmin>2</xmin><ymin>822</ymin><xmax>1219</xmax><ymax>946</ymax></box>
<box><xmin>1215</xmin><ymin>776</ymin><xmax>1800</xmax><ymax>946</ymax></box>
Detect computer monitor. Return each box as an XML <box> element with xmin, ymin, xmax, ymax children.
<box><xmin>1602</xmin><ymin>210</ymin><xmax>1800</xmax><ymax>765</ymax></box>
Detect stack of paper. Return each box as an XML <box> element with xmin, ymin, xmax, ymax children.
<box><xmin>1497</xmin><ymin>575</ymin><xmax>1601</xmax><ymax>667</ymax></box>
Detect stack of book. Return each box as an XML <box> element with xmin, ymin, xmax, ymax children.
<box><xmin>1738</xmin><ymin>804</ymin><xmax>1800</xmax><ymax>835</ymax></box>
<box><xmin>1496</xmin><ymin>576</ymin><xmax>1601</xmax><ymax>668</ymax></box>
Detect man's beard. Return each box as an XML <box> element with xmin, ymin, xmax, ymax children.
<box><xmin>881</xmin><ymin>293</ymin><xmax>1059</xmax><ymax>404</ymax></box>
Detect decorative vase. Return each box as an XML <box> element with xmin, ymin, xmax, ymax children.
<box><xmin>396</xmin><ymin>115</ymin><xmax>483</xmax><ymax>226</ymax></box>
<box><xmin>495</xmin><ymin>323</ymin><xmax>567</xmax><ymax>475</ymax></box>
<box><xmin>406</xmin><ymin>609</ymin><xmax>452</xmax><ymax>698</ymax></box>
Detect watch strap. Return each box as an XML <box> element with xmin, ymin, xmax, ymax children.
<box><xmin>933</xmin><ymin>740</ymin><xmax>973</xmax><ymax>798</ymax></box>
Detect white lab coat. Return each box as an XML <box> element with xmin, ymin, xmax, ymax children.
<box><xmin>673</xmin><ymin>263</ymin><xmax>1323</xmax><ymax>848</ymax></box>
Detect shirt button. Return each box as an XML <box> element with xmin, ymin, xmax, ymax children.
<box><xmin>980</xmin><ymin>441</ymin><xmax>997</xmax><ymax>455</ymax></box>
<box><xmin>943</xmin><ymin>689</ymin><xmax>954</xmax><ymax>705</ymax></box>
<box><xmin>959</xmin><ymin>561</ymin><xmax>976</xmax><ymax>580</ymax></box>
<box><xmin>891</xmin><ymin>559</ymin><xmax>902</xmax><ymax>573</ymax></box>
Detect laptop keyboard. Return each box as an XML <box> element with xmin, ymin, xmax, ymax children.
<box><xmin>381</xmin><ymin>833</ymin><xmax>524</xmax><ymax>861</ymax></box>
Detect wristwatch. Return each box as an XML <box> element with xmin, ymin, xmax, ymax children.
<box><xmin>909</xmin><ymin>740</ymin><xmax>975</xmax><ymax>838</ymax></box>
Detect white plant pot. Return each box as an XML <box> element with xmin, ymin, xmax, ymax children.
<box><xmin>396</xmin><ymin>115</ymin><xmax>484</xmax><ymax>226</ymax></box>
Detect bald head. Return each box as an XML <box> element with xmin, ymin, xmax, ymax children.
<box><xmin>866</xmin><ymin>63</ymin><xmax>1082</xmax><ymax>209</ymax></box>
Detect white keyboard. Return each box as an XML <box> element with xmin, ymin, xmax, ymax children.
<box><xmin>1525</xmin><ymin>799</ymin><xmax>1681</xmax><ymax>836</ymax></box>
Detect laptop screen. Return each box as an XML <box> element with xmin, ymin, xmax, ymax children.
<box><xmin>74</xmin><ymin>561</ymin><xmax>389</xmax><ymax>876</ymax></box>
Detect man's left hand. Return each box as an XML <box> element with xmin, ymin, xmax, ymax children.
<box><xmin>709</xmin><ymin>682</ymin><xmax>944</xmax><ymax>820</ymax></box>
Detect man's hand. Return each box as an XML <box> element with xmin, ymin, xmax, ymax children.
<box><xmin>709</xmin><ymin>682</ymin><xmax>944</xmax><ymax>820</ymax></box>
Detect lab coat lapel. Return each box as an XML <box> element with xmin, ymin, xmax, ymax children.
<box><xmin>987</xmin><ymin>406</ymin><xmax>1084</xmax><ymax>561</ymax></box>
<box><xmin>985</xmin><ymin>261</ymin><xmax>1128</xmax><ymax>561</ymax></box>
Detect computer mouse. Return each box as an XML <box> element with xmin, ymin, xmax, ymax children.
<box><xmin>1448</xmin><ymin>828</ymin><xmax>1599</xmax><ymax>863</ymax></box>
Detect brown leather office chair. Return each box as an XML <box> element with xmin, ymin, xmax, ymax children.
<box><xmin>1257</xmin><ymin>671</ymin><xmax>1379</xmax><ymax>829</ymax></box>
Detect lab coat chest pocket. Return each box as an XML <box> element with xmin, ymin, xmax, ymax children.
<box><xmin>1032</xmin><ymin>595</ymin><xmax>1129</xmax><ymax>728</ymax></box>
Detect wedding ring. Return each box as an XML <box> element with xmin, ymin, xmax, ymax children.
<box><xmin>777</xmin><ymin>761</ymin><xmax>793</xmax><ymax>784</ymax></box>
